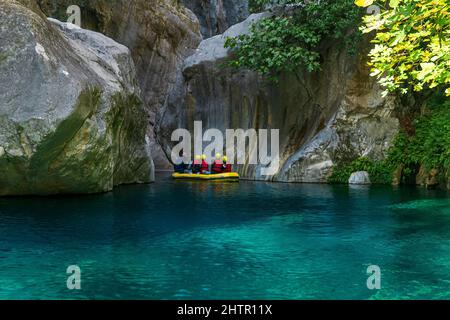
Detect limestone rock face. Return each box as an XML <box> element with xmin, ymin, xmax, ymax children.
<box><xmin>36</xmin><ymin>0</ymin><xmax>203</xmax><ymax>169</ymax></box>
<box><xmin>416</xmin><ymin>166</ymin><xmax>442</xmax><ymax>189</ymax></box>
<box><xmin>416</xmin><ymin>165</ymin><xmax>428</xmax><ymax>186</ymax></box>
<box><xmin>182</xmin><ymin>0</ymin><xmax>250</xmax><ymax>38</ymax></box>
<box><xmin>278</xmin><ymin>53</ymin><xmax>400</xmax><ymax>183</ymax></box>
<box><xmin>158</xmin><ymin>11</ymin><xmax>400</xmax><ymax>182</ymax></box>
<box><xmin>0</xmin><ymin>1</ymin><xmax>153</xmax><ymax>195</ymax></box>
<box><xmin>348</xmin><ymin>171</ymin><xmax>371</xmax><ymax>185</ymax></box>
<box><xmin>426</xmin><ymin>168</ymin><xmax>440</xmax><ymax>189</ymax></box>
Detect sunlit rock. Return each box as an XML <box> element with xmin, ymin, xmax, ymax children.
<box><xmin>348</xmin><ymin>171</ymin><xmax>371</xmax><ymax>185</ymax></box>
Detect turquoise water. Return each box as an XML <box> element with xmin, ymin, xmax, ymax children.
<box><xmin>0</xmin><ymin>174</ymin><xmax>449</xmax><ymax>300</ymax></box>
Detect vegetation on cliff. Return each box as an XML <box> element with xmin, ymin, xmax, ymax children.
<box><xmin>329</xmin><ymin>93</ymin><xmax>450</xmax><ymax>186</ymax></box>
<box><xmin>225</xmin><ymin>0</ymin><xmax>362</xmax><ymax>79</ymax></box>
<box><xmin>230</xmin><ymin>0</ymin><xmax>449</xmax><ymax>96</ymax></box>
<box><xmin>328</xmin><ymin>157</ymin><xmax>393</xmax><ymax>185</ymax></box>
<box><xmin>331</xmin><ymin>1</ymin><xmax>450</xmax><ymax>187</ymax></box>
<box><xmin>226</xmin><ymin>0</ymin><xmax>449</xmax><ymax>188</ymax></box>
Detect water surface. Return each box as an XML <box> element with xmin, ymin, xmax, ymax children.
<box><xmin>0</xmin><ymin>174</ymin><xmax>449</xmax><ymax>299</ymax></box>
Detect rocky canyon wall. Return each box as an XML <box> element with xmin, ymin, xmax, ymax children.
<box><xmin>182</xmin><ymin>0</ymin><xmax>250</xmax><ymax>38</ymax></box>
<box><xmin>158</xmin><ymin>11</ymin><xmax>400</xmax><ymax>182</ymax></box>
<box><xmin>36</xmin><ymin>0</ymin><xmax>203</xmax><ymax>169</ymax></box>
<box><xmin>3</xmin><ymin>1</ymin><xmax>405</xmax><ymax>190</ymax></box>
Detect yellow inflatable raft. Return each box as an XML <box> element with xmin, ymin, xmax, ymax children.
<box><xmin>172</xmin><ymin>172</ymin><xmax>239</xmax><ymax>181</ymax></box>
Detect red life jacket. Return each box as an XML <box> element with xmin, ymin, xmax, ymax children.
<box><xmin>223</xmin><ymin>163</ymin><xmax>232</xmax><ymax>172</ymax></box>
<box><xmin>211</xmin><ymin>160</ymin><xmax>223</xmax><ymax>173</ymax></box>
<box><xmin>200</xmin><ymin>160</ymin><xmax>209</xmax><ymax>173</ymax></box>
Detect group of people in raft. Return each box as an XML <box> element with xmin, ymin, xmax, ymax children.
<box><xmin>174</xmin><ymin>153</ymin><xmax>232</xmax><ymax>175</ymax></box>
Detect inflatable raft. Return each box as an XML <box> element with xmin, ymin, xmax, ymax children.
<box><xmin>172</xmin><ymin>172</ymin><xmax>239</xmax><ymax>182</ymax></box>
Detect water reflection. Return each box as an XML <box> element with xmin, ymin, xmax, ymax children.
<box><xmin>0</xmin><ymin>174</ymin><xmax>448</xmax><ymax>299</ymax></box>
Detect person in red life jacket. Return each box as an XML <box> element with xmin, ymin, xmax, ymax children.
<box><xmin>192</xmin><ymin>155</ymin><xmax>202</xmax><ymax>174</ymax></box>
<box><xmin>200</xmin><ymin>154</ymin><xmax>210</xmax><ymax>174</ymax></box>
<box><xmin>211</xmin><ymin>153</ymin><xmax>223</xmax><ymax>174</ymax></box>
<box><xmin>222</xmin><ymin>156</ymin><xmax>232</xmax><ymax>172</ymax></box>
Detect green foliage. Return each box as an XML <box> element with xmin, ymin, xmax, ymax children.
<box><xmin>328</xmin><ymin>157</ymin><xmax>393</xmax><ymax>184</ymax></box>
<box><xmin>387</xmin><ymin>96</ymin><xmax>450</xmax><ymax>172</ymax></box>
<box><xmin>225</xmin><ymin>17</ymin><xmax>320</xmax><ymax>78</ymax></box>
<box><xmin>358</xmin><ymin>0</ymin><xmax>450</xmax><ymax>96</ymax></box>
<box><xmin>329</xmin><ymin>94</ymin><xmax>450</xmax><ymax>184</ymax></box>
<box><xmin>225</xmin><ymin>0</ymin><xmax>362</xmax><ymax>79</ymax></box>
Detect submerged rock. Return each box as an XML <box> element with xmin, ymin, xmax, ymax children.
<box><xmin>0</xmin><ymin>1</ymin><xmax>153</xmax><ymax>195</ymax></box>
<box><xmin>348</xmin><ymin>172</ymin><xmax>371</xmax><ymax>185</ymax></box>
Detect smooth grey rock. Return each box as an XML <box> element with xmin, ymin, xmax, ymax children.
<box><xmin>182</xmin><ymin>0</ymin><xmax>250</xmax><ymax>39</ymax></box>
<box><xmin>0</xmin><ymin>1</ymin><xmax>153</xmax><ymax>195</ymax></box>
<box><xmin>184</xmin><ymin>12</ymin><xmax>270</xmax><ymax>69</ymax></box>
<box><xmin>348</xmin><ymin>171</ymin><xmax>371</xmax><ymax>185</ymax></box>
<box><xmin>36</xmin><ymin>0</ymin><xmax>203</xmax><ymax>170</ymax></box>
<box><xmin>277</xmin><ymin>118</ymin><xmax>339</xmax><ymax>183</ymax></box>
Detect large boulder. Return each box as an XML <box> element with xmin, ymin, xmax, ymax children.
<box><xmin>158</xmin><ymin>9</ymin><xmax>400</xmax><ymax>182</ymax></box>
<box><xmin>0</xmin><ymin>1</ymin><xmax>153</xmax><ymax>195</ymax></box>
<box><xmin>348</xmin><ymin>171</ymin><xmax>371</xmax><ymax>185</ymax></box>
<box><xmin>36</xmin><ymin>0</ymin><xmax>202</xmax><ymax>169</ymax></box>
